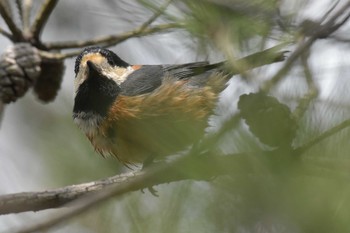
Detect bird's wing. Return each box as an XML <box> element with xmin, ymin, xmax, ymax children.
<box><xmin>162</xmin><ymin>61</ymin><xmax>211</xmax><ymax>79</ymax></box>
<box><xmin>120</xmin><ymin>62</ymin><xmax>223</xmax><ymax>96</ymax></box>
<box><xmin>120</xmin><ymin>65</ymin><xmax>163</xmax><ymax>96</ymax></box>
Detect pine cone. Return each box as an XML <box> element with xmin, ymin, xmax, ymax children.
<box><xmin>0</xmin><ymin>43</ymin><xmax>41</xmax><ymax>103</ymax></box>
<box><xmin>238</xmin><ymin>92</ymin><xmax>297</xmax><ymax>148</ymax></box>
<box><xmin>33</xmin><ymin>58</ymin><xmax>65</xmax><ymax>103</ymax></box>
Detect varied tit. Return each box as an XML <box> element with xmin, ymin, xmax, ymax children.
<box><xmin>73</xmin><ymin>47</ymin><xmax>230</xmax><ymax>166</ymax></box>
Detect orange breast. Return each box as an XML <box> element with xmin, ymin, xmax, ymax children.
<box><xmin>95</xmin><ymin>74</ymin><xmax>227</xmax><ymax>164</ymax></box>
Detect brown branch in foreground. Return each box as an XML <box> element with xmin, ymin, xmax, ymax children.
<box><xmin>0</xmin><ymin>153</ymin><xmax>248</xmax><ymax>216</ymax></box>
<box><xmin>10</xmin><ymin>152</ymin><xmax>282</xmax><ymax>233</ymax></box>
<box><xmin>0</xmin><ymin>171</ymin><xmax>137</xmax><ymax>215</ymax></box>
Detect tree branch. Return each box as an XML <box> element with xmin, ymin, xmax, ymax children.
<box><xmin>0</xmin><ymin>26</ymin><xmax>13</xmax><ymax>41</ymax></box>
<box><xmin>261</xmin><ymin>1</ymin><xmax>350</xmax><ymax>92</ymax></box>
<box><xmin>0</xmin><ymin>0</ymin><xmax>22</xmax><ymax>40</ymax></box>
<box><xmin>30</xmin><ymin>0</ymin><xmax>59</xmax><ymax>38</ymax></box>
<box><xmin>41</xmin><ymin>22</ymin><xmax>182</xmax><ymax>50</ymax></box>
<box><xmin>292</xmin><ymin>49</ymin><xmax>318</xmax><ymax>120</ymax></box>
<box><xmin>138</xmin><ymin>0</ymin><xmax>173</xmax><ymax>32</ymax></box>
<box><xmin>7</xmin><ymin>131</ymin><xmax>350</xmax><ymax>233</ymax></box>
<box><xmin>0</xmin><ymin>153</ymin><xmax>251</xmax><ymax>217</ymax></box>
<box><xmin>22</xmin><ymin>0</ymin><xmax>33</xmax><ymax>34</ymax></box>
<box><xmin>0</xmin><ymin>171</ymin><xmax>137</xmax><ymax>215</ymax></box>
<box><xmin>296</xmin><ymin>118</ymin><xmax>350</xmax><ymax>155</ymax></box>
<box><xmin>15</xmin><ymin>0</ymin><xmax>23</xmax><ymax>27</ymax></box>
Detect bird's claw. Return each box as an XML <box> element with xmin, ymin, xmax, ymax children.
<box><xmin>141</xmin><ymin>186</ymin><xmax>159</xmax><ymax>197</ymax></box>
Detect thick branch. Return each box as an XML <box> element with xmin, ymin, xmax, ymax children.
<box><xmin>0</xmin><ymin>172</ymin><xmax>137</xmax><ymax>215</ymax></box>
<box><xmin>8</xmin><ymin>152</ymin><xmax>268</xmax><ymax>233</ymax></box>
<box><xmin>0</xmin><ymin>153</ymin><xmax>249</xmax><ymax>216</ymax></box>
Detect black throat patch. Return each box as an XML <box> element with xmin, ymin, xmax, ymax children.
<box><xmin>73</xmin><ymin>68</ymin><xmax>120</xmax><ymax>118</ymax></box>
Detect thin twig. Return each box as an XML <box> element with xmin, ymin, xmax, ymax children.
<box><xmin>138</xmin><ymin>0</ymin><xmax>173</xmax><ymax>32</ymax></box>
<box><xmin>260</xmin><ymin>38</ymin><xmax>314</xmax><ymax>92</ymax></box>
<box><xmin>22</xmin><ymin>0</ymin><xmax>32</xmax><ymax>34</ymax></box>
<box><xmin>328</xmin><ymin>9</ymin><xmax>350</xmax><ymax>35</ymax></box>
<box><xmin>329</xmin><ymin>35</ymin><xmax>350</xmax><ymax>43</ymax></box>
<box><xmin>292</xmin><ymin>50</ymin><xmax>318</xmax><ymax>120</ymax></box>
<box><xmin>0</xmin><ymin>100</ymin><xmax>4</xmax><ymax>127</ymax></box>
<box><xmin>0</xmin><ymin>26</ymin><xmax>13</xmax><ymax>41</ymax></box>
<box><xmin>0</xmin><ymin>0</ymin><xmax>22</xmax><ymax>40</ymax></box>
<box><xmin>30</xmin><ymin>0</ymin><xmax>59</xmax><ymax>38</ymax></box>
<box><xmin>38</xmin><ymin>49</ymin><xmax>78</xmax><ymax>60</ymax></box>
<box><xmin>320</xmin><ymin>0</ymin><xmax>341</xmax><ymax>22</ymax></box>
<box><xmin>296</xmin><ymin>118</ymin><xmax>350</xmax><ymax>154</ymax></box>
<box><xmin>15</xmin><ymin>0</ymin><xmax>23</xmax><ymax>27</ymax></box>
<box><xmin>261</xmin><ymin>1</ymin><xmax>350</xmax><ymax>92</ymax></box>
<box><xmin>42</xmin><ymin>22</ymin><xmax>182</xmax><ymax>50</ymax></box>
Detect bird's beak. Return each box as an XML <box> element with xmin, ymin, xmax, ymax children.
<box><xmin>86</xmin><ymin>61</ymin><xmax>100</xmax><ymax>78</ymax></box>
<box><xmin>86</xmin><ymin>61</ymin><xmax>98</xmax><ymax>72</ymax></box>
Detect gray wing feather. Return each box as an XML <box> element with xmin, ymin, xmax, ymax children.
<box><xmin>120</xmin><ymin>65</ymin><xmax>163</xmax><ymax>96</ymax></box>
<box><xmin>120</xmin><ymin>62</ymin><xmax>223</xmax><ymax>96</ymax></box>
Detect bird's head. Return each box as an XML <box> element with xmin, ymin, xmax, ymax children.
<box><xmin>74</xmin><ymin>47</ymin><xmax>133</xmax><ymax>95</ymax></box>
<box><xmin>73</xmin><ymin>47</ymin><xmax>134</xmax><ymax>123</ymax></box>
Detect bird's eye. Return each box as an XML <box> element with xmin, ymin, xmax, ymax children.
<box><xmin>99</xmin><ymin>49</ymin><xmax>129</xmax><ymax>68</ymax></box>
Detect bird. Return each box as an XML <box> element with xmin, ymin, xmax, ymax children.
<box><xmin>72</xmin><ymin>46</ymin><xmax>285</xmax><ymax>166</ymax></box>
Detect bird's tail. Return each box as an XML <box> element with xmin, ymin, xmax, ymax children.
<box><xmin>212</xmin><ymin>43</ymin><xmax>288</xmax><ymax>78</ymax></box>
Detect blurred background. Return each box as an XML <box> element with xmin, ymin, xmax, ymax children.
<box><xmin>1</xmin><ymin>0</ymin><xmax>350</xmax><ymax>232</ymax></box>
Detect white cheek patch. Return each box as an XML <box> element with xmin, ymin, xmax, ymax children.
<box><xmin>74</xmin><ymin>65</ymin><xmax>134</xmax><ymax>98</ymax></box>
<box><xmin>74</xmin><ymin>67</ymin><xmax>88</xmax><ymax>96</ymax></box>
<box><xmin>102</xmin><ymin>66</ymin><xmax>135</xmax><ymax>85</ymax></box>
<box><xmin>119</xmin><ymin>66</ymin><xmax>135</xmax><ymax>83</ymax></box>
